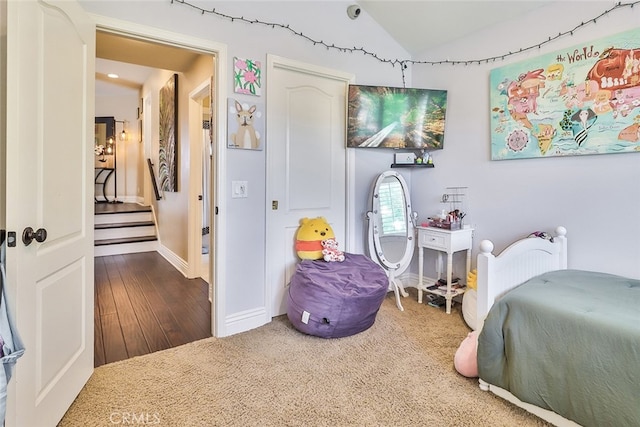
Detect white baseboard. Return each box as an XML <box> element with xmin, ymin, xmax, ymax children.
<box><xmin>223</xmin><ymin>307</ymin><xmax>270</xmax><ymax>337</ymax></box>
<box><xmin>402</xmin><ymin>272</ymin><xmax>443</xmax><ymax>289</ymax></box>
<box><xmin>397</xmin><ymin>272</ymin><xmax>419</xmax><ymax>288</ymax></box>
<box><xmin>158</xmin><ymin>244</ymin><xmax>189</xmax><ymax>277</ymax></box>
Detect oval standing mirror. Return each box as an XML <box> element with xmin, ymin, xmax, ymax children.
<box><xmin>366</xmin><ymin>171</ymin><xmax>416</xmax><ymax>311</ymax></box>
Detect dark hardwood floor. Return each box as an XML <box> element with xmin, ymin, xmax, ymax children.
<box><xmin>94</xmin><ymin>251</ymin><xmax>211</xmax><ymax>368</ymax></box>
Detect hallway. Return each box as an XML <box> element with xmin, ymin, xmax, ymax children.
<box><xmin>94</xmin><ymin>251</ymin><xmax>211</xmax><ymax>367</ymax></box>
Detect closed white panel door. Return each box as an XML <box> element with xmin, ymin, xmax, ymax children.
<box><xmin>267</xmin><ymin>57</ymin><xmax>352</xmax><ymax>316</ymax></box>
<box><xmin>5</xmin><ymin>1</ymin><xmax>94</xmax><ymax>425</ymax></box>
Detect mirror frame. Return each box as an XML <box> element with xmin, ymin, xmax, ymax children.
<box><xmin>95</xmin><ymin>116</ymin><xmax>116</xmax><ymax>144</ymax></box>
<box><xmin>367</xmin><ymin>170</ymin><xmax>415</xmax><ymax>274</ymax></box>
<box><xmin>95</xmin><ymin>116</ymin><xmax>116</xmax><ymax>165</ymax></box>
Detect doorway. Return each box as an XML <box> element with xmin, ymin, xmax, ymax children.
<box><xmin>94</xmin><ymin>18</ymin><xmax>228</xmax><ymax>348</ymax></box>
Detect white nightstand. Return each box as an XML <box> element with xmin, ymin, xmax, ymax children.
<box><xmin>416</xmin><ymin>226</ymin><xmax>473</xmax><ymax>314</ymax></box>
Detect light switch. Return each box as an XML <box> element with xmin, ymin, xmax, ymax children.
<box><xmin>232</xmin><ymin>181</ymin><xmax>248</xmax><ymax>198</ymax></box>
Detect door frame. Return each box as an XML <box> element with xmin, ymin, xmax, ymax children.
<box><xmin>265</xmin><ymin>55</ymin><xmax>356</xmax><ymax>318</ymax></box>
<box><xmin>188</xmin><ymin>79</ymin><xmax>213</xmax><ymax>283</ymax></box>
<box><xmin>92</xmin><ymin>15</ymin><xmax>228</xmax><ymax>337</ymax></box>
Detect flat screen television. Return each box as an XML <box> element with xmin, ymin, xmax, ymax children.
<box><xmin>346</xmin><ymin>84</ymin><xmax>448</xmax><ymax>149</ymax></box>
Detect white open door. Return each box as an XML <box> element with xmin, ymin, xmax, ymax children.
<box><xmin>266</xmin><ymin>56</ymin><xmax>353</xmax><ymax>316</ymax></box>
<box><xmin>4</xmin><ymin>1</ymin><xmax>94</xmax><ymax>425</ymax></box>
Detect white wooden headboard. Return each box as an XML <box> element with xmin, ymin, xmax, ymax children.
<box><xmin>476</xmin><ymin>226</ymin><xmax>567</xmax><ymax>329</ymax></box>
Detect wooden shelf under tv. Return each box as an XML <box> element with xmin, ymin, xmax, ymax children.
<box><xmin>390</xmin><ymin>163</ymin><xmax>435</xmax><ymax>168</ymax></box>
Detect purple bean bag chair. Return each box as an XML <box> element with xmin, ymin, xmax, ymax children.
<box><xmin>287</xmin><ymin>253</ymin><xmax>389</xmax><ymax>338</ymax></box>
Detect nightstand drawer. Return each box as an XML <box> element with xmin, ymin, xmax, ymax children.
<box><xmin>419</xmin><ymin>230</ymin><xmax>448</xmax><ymax>250</ymax></box>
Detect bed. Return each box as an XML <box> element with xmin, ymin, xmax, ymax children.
<box><xmin>475</xmin><ymin>226</ymin><xmax>640</xmax><ymax>427</ymax></box>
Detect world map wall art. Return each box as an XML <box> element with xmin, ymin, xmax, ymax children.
<box><xmin>490</xmin><ymin>27</ymin><xmax>640</xmax><ymax>160</ymax></box>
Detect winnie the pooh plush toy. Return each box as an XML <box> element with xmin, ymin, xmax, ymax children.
<box><xmin>295</xmin><ymin>217</ymin><xmax>335</xmax><ymax>260</ymax></box>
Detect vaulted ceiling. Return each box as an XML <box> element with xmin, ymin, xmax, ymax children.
<box><xmin>95</xmin><ymin>1</ymin><xmax>552</xmax><ymax>93</ymax></box>
<box><xmin>359</xmin><ymin>1</ymin><xmax>551</xmax><ymax>56</ymax></box>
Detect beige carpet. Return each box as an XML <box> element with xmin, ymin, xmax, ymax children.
<box><xmin>60</xmin><ymin>289</ymin><xmax>550</xmax><ymax>426</ymax></box>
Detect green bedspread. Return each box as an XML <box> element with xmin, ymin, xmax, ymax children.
<box><xmin>478</xmin><ymin>269</ymin><xmax>640</xmax><ymax>427</ymax></box>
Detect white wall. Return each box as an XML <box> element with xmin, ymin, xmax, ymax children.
<box><xmin>143</xmin><ymin>68</ymin><xmax>188</xmax><ymax>259</ymax></box>
<box><xmin>411</xmin><ymin>1</ymin><xmax>640</xmax><ymax>279</ymax></box>
<box><xmin>80</xmin><ymin>0</ymin><xmax>409</xmax><ymax>332</ymax></box>
<box><xmin>140</xmin><ymin>54</ymin><xmax>213</xmax><ymax>262</ymax></box>
<box><xmin>81</xmin><ymin>1</ymin><xmax>640</xmax><ymax>337</ymax></box>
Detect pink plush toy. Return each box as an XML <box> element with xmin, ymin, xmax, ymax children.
<box><xmin>321</xmin><ymin>238</ymin><xmax>345</xmax><ymax>262</ymax></box>
<box><xmin>454</xmin><ymin>330</ymin><xmax>479</xmax><ymax>378</ymax></box>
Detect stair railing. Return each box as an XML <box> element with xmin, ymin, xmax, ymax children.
<box><xmin>147</xmin><ymin>159</ymin><xmax>162</xmax><ymax>201</ymax></box>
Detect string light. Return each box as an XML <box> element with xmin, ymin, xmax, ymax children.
<box><xmin>172</xmin><ymin>0</ymin><xmax>638</xmax><ymax>80</ymax></box>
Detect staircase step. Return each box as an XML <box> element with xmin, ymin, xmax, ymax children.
<box><xmin>94</xmin><ymin>239</ymin><xmax>159</xmax><ymax>257</ymax></box>
<box><xmin>95</xmin><ymin>221</ymin><xmax>155</xmax><ymax>230</ymax></box>
<box><xmin>94</xmin><ymin>211</ymin><xmax>153</xmax><ymax>225</ymax></box>
<box><xmin>94</xmin><ymin>203</ymin><xmax>152</xmax><ymax>214</ymax></box>
<box><xmin>95</xmin><ymin>226</ymin><xmax>156</xmax><ymax>241</ymax></box>
<box><xmin>95</xmin><ymin>235</ymin><xmax>158</xmax><ymax>246</ymax></box>
<box><xmin>94</xmin><ymin>203</ymin><xmax>157</xmax><ymax>257</ymax></box>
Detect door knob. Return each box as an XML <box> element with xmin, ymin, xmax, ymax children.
<box><xmin>22</xmin><ymin>227</ymin><xmax>47</xmax><ymax>246</ymax></box>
